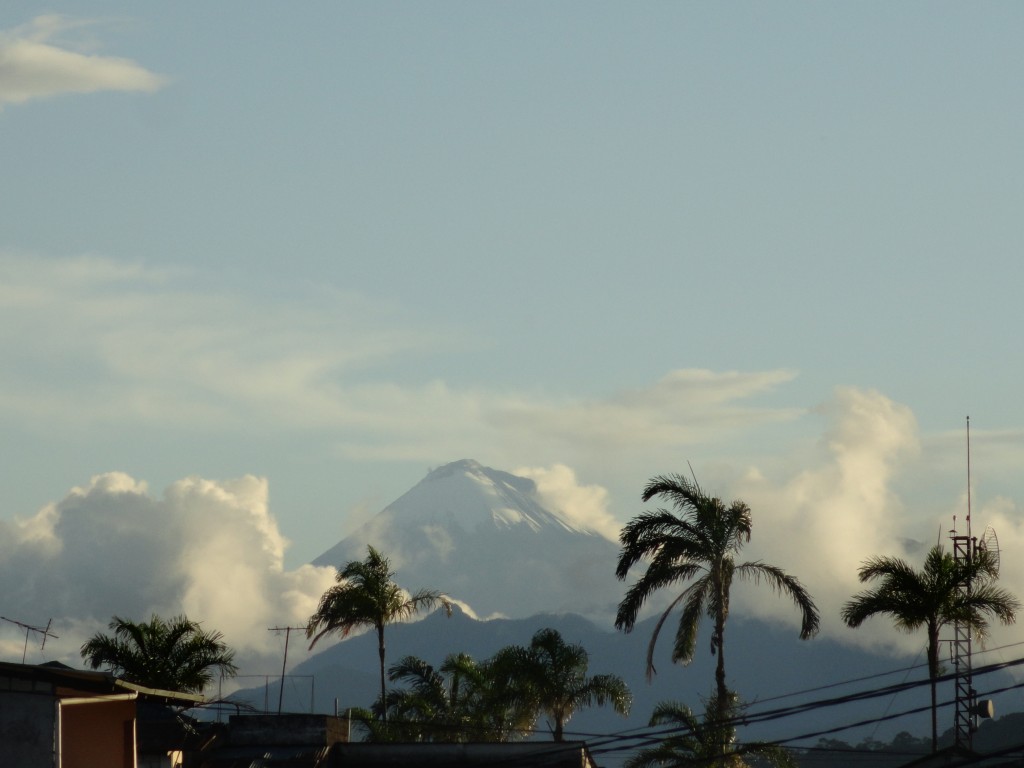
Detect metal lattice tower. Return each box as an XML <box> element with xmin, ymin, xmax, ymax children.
<box><xmin>950</xmin><ymin>416</ymin><xmax>977</xmax><ymax>750</ymax></box>
<box><xmin>950</xmin><ymin>530</ymin><xmax>975</xmax><ymax>750</ymax></box>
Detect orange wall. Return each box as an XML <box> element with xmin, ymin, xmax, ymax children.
<box><xmin>61</xmin><ymin>698</ymin><xmax>135</xmax><ymax>768</ymax></box>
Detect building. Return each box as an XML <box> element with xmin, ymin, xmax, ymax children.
<box><xmin>196</xmin><ymin>714</ymin><xmax>597</xmax><ymax>768</ymax></box>
<box><xmin>0</xmin><ymin>660</ymin><xmax>203</xmax><ymax>768</ymax></box>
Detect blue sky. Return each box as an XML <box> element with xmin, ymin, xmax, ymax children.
<box><xmin>3</xmin><ymin>3</ymin><xmax>1024</xmax><ymax>673</ymax></box>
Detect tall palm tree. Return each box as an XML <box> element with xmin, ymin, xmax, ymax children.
<box><xmin>80</xmin><ymin>614</ymin><xmax>237</xmax><ymax>694</ymax></box>
<box><xmin>493</xmin><ymin>628</ymin><xmax>632</xmax><ymax>742</ymax></box>
<box><xmin>841</xmin><ymin>544</ymin><xmax>1019</xmax><ymax>752</ymax></box>
<box><xmin>614</xmin><ymin>473</ymin><xmax>819</xmax><ymax>734</ymax></box>
<box><xmin>307</xmin><ymin>545</ymin><xmax>451</xmax><ymax>720</ymax></box>
<box><xmin>625</xmin><ymin>692</ymin><xmax>795</xmax><ymax>768</ymax></box>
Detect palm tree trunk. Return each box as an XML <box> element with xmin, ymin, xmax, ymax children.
<box><xmin>377</xmin><ymin>624</ymin><xmax>387</xmax><ymax>724</ymax></box>
<box><xmin>715</xmin><ymin>593</ymin><xmax>728</xmax><ymax>765</ymax></box>
<box><xmin>930</xmin><ymin>676</ymin><xmax>937</xmax><ymax>753</ymax></box>
<box><xmin>928</xmin><ymin>627</ymin><xmax>939</xmax><ymax>752</ymax></box>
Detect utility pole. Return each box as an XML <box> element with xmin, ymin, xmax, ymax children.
<box><xmin>268</xmin><ymin>626</ymin><xmax>306</xmax><ymax>714</ymax></box>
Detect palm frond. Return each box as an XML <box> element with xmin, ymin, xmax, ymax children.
<box><xmin>735</xmin><ymin>562</ymin><xmax>820</xmax><ymax>639</ymax></box>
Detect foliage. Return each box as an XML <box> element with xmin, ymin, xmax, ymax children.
<box><xmin>614</xmin><ymin>472</ymin><xmax>819</xmax><ymax>735</ymax></box>
<box><xmin>363</xmin><ymin>628</ymin><xmax>630</xmax><ymax>744</ymax></box>
<box><xmin>80</xmin><ymin>614</ymin><xmax>237</xmax><ymax>694</ymax></box>
<box><xmin>377</xmin><ymin>652</ymin><xmax>534</xmax><ymax>742</ymax></box>
<box><xmin>841</xmin><ymin>544</ymin><xmax>1019</xmax><ymax>751</ymax></box>
<box><xmin>625</xmin><ymin>692</ymin><xmax>795</xmax><ymax>768</ymax></box>
<box><xmin>492</xmin><ymin>627</ymin><xmax>632</xmax><ymax>742</ymax></box>
<box><xmin>307</xmin><ymin>545</ymin><xmax>452</xmax><ymax>720</ymax></box>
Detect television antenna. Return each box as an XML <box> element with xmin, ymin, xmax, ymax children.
<box><xmin>1</xmin><ymin>617</ymin><xmax>59</xmax><ymax>663</ymax></box>
<box><xmin>978</xmin><ymin>525</ymin><xmax>1000</xmax><ymax>575</ymax></box>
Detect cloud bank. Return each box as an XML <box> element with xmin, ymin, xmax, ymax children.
<box><xmin>0</xmin><ymin>253</ymin><xmax>800</xmax><ymax>468</ymax></box>
<box><xmin>4</xmin><ymin>251</ymin><xmax>1022</xmax><ymax>671</ymax></box>
<box><xmin>703</xmin><ymin>387</ymin><xmax>1024</xmax><ymax>661</ymax></box>
<box><xmin>0</xmin><ymin>16</ymin><xmax>165</xmax><ymax>107</ymax></box>
<box><xmin>1</xmin><ymin>388</ymin><xmax>1021</xmax><ymax>683</ymax></box>
<box><xmin>0</xmin><ymin>472</ymin><xmax>336</xmax><ymax>679</ymax></box>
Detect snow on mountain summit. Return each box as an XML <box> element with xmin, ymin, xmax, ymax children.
<box><xmin>392</xmin><ymin>459</ymin><xmax>591</xmax><ymax>535</ymax></box>
<box><xmin>312</xmin><ymin>459</ymin><xmax>623</xmax><ymax>621</ymax></box>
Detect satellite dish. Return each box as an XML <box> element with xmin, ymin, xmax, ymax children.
<box><xmin>978</xmin><ymin>526</ymin><xmax>1000</xmax><ymax>575</ymax></box>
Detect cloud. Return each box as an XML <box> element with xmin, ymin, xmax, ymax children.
<box><xmin>490</xmin><ymin>369</ymin><xmax>802</xmax><ymax>449</ymax></box>
<box><xmin>515</xmin><ymin>463</ymin><xmax>621</xmax><ymax>542</ymax></box>
<box><xmin>0</xmin><ymin>15</ymin><xmax>166</xmax><ymax>106</ymax></box>
<box><xmin>330</xmin><ymin>370</ymin><xmax>803</xmax><ymax>476</ymax></box>
<box><xmin>677</xmin><ymin>387</ymin><xmax>1024</xmax><ymax>660</ymax></box>
<box><xmin>0</xmin><ymin>15</ymin><xmax>165</xmax><ymax>107</ymax></box>
<box><xmin>2</xmin><ymin>389</ymin><xmax>1020</xmax><ymax>679</ymax></box>
<box><xmin>0</xmin><ymin>472</ymin><xmax>337</xmax><ymax>679</ymax></box>
<box><xmin>704</xmin><ymin>388</ymin><xmax>919</xmax><ymax>646</ymax></box>
<box><xmin>0</xmin><ymin>253</ymin><xmax>801</xmax><ymax>466</ymax></box>
<box><xmin>0</xmin><ymin>252</ymin><xmax>447</xmax><ymax>431</ymax></box>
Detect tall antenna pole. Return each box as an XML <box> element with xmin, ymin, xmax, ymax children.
<box><xmin>951</xmin><ymin>416</ymin><xmax>975</xmax><ymax>751</ymax></box>
<box><xmin>966</xmin><ymin>415</ymin><xmax>972</xmax><ymax>538</ymax></box>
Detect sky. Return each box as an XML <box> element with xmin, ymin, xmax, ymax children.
<box><xmin>2</xmin><ymin>3</ymin><xmax>1024</xmax><ymax>683</ymax></box>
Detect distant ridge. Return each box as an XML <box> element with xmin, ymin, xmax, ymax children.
<box><xmin>312</xmin><ymin>459</ymin><xmax>622</xmax><ymax>621</ymax></box>
<box><xmin>233</xmin><ymin>607</ymin><xmax>961</xmax><ymax>765</ymax></box>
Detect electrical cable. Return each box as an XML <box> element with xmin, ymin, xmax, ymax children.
<box><xmin>577</xmin><ymin>655</ymin><xmax>1024</xmax><ymax>759</ymax></box>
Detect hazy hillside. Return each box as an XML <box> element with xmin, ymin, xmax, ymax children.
<box><xmin>241</xmin><ymin>459</ymin><xmax>1024</xmax><ymax>766</ymax></box>
<box><xmin>223</xmin><ymin>604</ymin><xmax>1022</xmax><ymax>767</ymax></box>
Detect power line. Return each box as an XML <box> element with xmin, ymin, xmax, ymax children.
<box><xmin>578</xmin><ymin>655</ymin><xmax>1024</xmax><ymax>759</ymax></box>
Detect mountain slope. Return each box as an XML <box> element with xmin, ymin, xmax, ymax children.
<box><xmin>232</xmin><ymin>606</ymin><xmax>1001</xmax><ymax>765</ymax></box>
<box><xmin>252</xmin><ymin>459</ymin><xmax>1023</xmax><ymax>765</ymax></box>
<box><xmin>312</xmin><ymin>459</ymin><xmax>623</xmax><ymax>620</ymax></box>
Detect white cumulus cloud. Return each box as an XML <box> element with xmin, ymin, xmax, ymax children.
<box><xmin>515</xmin><ymin>463</ymin><xmax>621</xmax><ymax>542</ymax></box>
<box><xmin>699</xmin><ymin>387</ymin><xmax>1024</xmax><ymax>660</ymax></box>
<box><xmin>0</xmin><ymin>472</ymin><xmax>336</xmax><ymax>681</ymax></box>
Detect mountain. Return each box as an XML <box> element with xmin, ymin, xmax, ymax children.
<box><xmin>229</xmin><ymin>459</ymin><xmax>1021</xmax><ymax>765</ymax></box>
<box><xmin>312</xmin><ymin>459</ymin><xmax>623</xmax><ymax>621</ymax></box>
<box><xmin>231</xmin><ymin>605</ymin><xmax>1018</xmax><ymax>766</ymax></box>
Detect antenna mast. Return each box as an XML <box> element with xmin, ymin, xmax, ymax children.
<box><xmin>966</xmin><ymin>415</ymin><xmax>972</xmax><ymax>538</ymax></box>
<box><xmin>951</xmin><ymin>416</ymin><xmax>976</xmax><ymax>750</ymax></box>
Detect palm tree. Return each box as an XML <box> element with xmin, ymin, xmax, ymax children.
<box><xmin>80</xmin><ymin>614</ymin><xmax>237</xmax><ymax>694</ymax></box>
<box><xmin>625</xmin><ymin>692</ymin><xmax>795</xmax><ymax>768</ymax></box>
<box><xmin>438</xmin><ymin>652</ymin><xmax>536</xmax><ymax>742</ymax></box>
<box><xmin>380</xmin><ymin>655</ymin><xmax>451</xmax><ymax>742</ymax></box>
<box><xmin>841</xmin><ymin>544</ymin><xmax>1019</xmax><ymax>752</ymax></box>
<box><xmin>614</xmin><ymin>473</ymin><xmax>819</xmax><ymax>734</ymax></box>
<box><xmin>381</xmin><ymin>652</ymin><xmax>533</xmax><ymax>742</ymax></box>
<box><xmin>307</xmin><ymin>545</ymin><xmax>452</xmax><ymax>720</ymax></box>
<box><xmin>494</xmin><ymin>628</ymin><xmax>632</xmax><ymax>742</ymax></box>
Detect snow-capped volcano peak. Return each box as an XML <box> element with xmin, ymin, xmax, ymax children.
<box><xmin>394</xmin><ymin>459</ymin><xmax>589</xmax><ymax>535</ymax></box>
<box><xmin>311</xmin><ymin>460</ymin><xmax>622</xmax><ymax>621</ymax></box>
